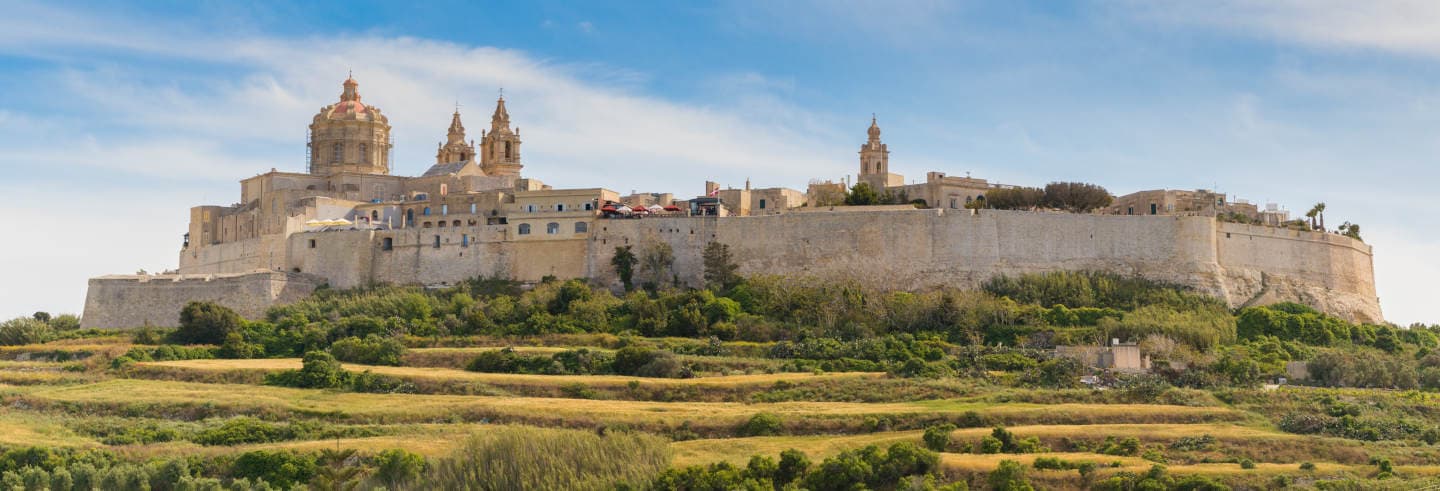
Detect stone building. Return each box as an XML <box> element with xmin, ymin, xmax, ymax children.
<box><xmin>1107</xmin><ymin>189</ymin><xmax>1290</xmax><ymax>226</ymax></box>
<box><xmin>81</xmin><ymin>77</ymin><xmax>1382</xmax><ymax>328</ymax></box>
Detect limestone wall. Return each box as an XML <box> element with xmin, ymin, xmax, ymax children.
<box><xmin>102</xmin><ymin>208</ymin><xmax>1380</xmax><ymax>326</ymax></box>
<box><xmin>81</xmin><ymin>271</ymin><xmax>323</xmax><ymax>329</ymax></box>
<box><xmin>583</xmin><ymin>209</ymin><xmax>1380</xmax><ymax>321</ymax></box>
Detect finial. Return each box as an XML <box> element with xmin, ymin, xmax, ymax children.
<box><xmin>454</xmin><ymin>99</ymin><xmax>461</xmax><ymax>113</ymax></box>
<box><xmin>499</xmin><ymin>87</ymin><xmax>504</xmax><ymax>100</ymax></box>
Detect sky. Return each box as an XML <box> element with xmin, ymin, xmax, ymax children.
<box><xmin>0</xmin><ymin>0</ymin><xmax>1437</xmax><ymax>325</ymax></box>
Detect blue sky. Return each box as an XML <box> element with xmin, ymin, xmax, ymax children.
<box><xmin>1</xmin><ymin>0</ymin><xmax>1437</xmax><ymax>324</ymax></box>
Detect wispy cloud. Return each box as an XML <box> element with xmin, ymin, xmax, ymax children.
<box><xmin>1120</xmin><ymin>0</ymin><xmax>1440</xmax><ymax>58</ymax></box>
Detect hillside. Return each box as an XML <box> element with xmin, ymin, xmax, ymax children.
<box><xmin>3</xmin><ymin>271</ymin><xmax>1438</xmax><ymax>489</ymax></box>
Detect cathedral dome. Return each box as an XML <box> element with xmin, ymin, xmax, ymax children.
<box><xmin>314</xmin><ymin>76</ymin><xmax>388</xmax><ymax>124</ymax></box>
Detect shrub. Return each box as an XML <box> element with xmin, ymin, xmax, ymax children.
<box><xmin>1300</xmin><ymin>462</ymin><xmax>1316</xmax><ymax>471</ymax></box>
<box><xmin>172</xmin><ymin>302</ymin><xmax>241</xmax><ymax>345</ymax></box>
<box><xmin>923</xmin><ymin>424</ymin><xmax>957</xmax><ymax>452</ymax></box>
<box><xmin>427</xmin><ymin>426</ymin><xmax>669</xmax><ymax>490</ymax></box>
<box><xmin>740</xmin><ymin>413</ymin><xmax>784</xmax><ymax>437</ymax></box>
<box><xmin>329</xmin><ymin>335</ymin><xmax>405</xmax><ymax>366</ymax></box>
<box><xmin>231</xmin><ymin>450</ymin><xmax>317</xmax><ymax>489</ymax></box>
<box><xmin>1239</xmin><ymin>458</ymin><xmax>1255</xmax><ymax>469</ymax></box>
<box><xmin>0</xmin><ymin>317</ymin><xmax>53</xmax><ymax>346</ymax></box>
<box><xmin>371</xmin><ymin>449</ymin><xmax>425</xmax><ymax>490</ymax></box>
<box><xmin>47</xmin><ymin>314</ymin><xmax>81</xmax><ymax>331</ymax></box>
<box><xmin>266</xmin><ymin>351</ymin><xmax>349</xmax><ymax>389</ymax></box>
<box><xmin>988</xmin><ymin>460</ymin><xmax>1033</xmax><ymax>491</ymax></box>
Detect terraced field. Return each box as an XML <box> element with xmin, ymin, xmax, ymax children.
<box><xmin>1</xmin><ymin>333</ymin><xmax>1437</xmax><ymax>490</ymax></box>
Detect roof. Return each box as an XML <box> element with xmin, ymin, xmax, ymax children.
<box><xmin>421</xmin><ymin>161</ymin><xmax>469</xmax><ymax>177</ymax></box>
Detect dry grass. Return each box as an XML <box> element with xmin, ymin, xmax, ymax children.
<box><xmin>137</xmin><ymin>358</ymin><xmax>880</xmax><ymax>388</ymax></box>
<box><xmin>0</xmin><ymin>411</ymin><xmax>99</xmax><ymax>448</ymax></box>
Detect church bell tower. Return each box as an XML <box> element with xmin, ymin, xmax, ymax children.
<box><xmin>480</xmin><ymin>94</ymin><xmax>523</xmax><ymax>177</ymax></box>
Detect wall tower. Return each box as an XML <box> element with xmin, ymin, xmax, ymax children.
<box><xmin>307</xmin><ymin>75</ymin><xmax>392</xmax><ymax>176</ymax></box>
<box><xmin>480</xmin><ymin>95</ymin><xmax>523</xmax><ymax>177</ymax></box>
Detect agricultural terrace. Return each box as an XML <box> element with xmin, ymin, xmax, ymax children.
<box><xmin>1</xmin><ymin>272</ymin><xmax>1439</xmax><ymax>489</ymax></box>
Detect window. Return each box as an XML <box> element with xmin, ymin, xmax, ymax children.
<box><xmin>406</xmin><ymin>209</ymin><xmax>414</xmax><ymax>226</ymax></box>
<box><xmin>453</xmin><ymin>220</ymin><xmax>461</xmax><ymax>227</ymax></box>
<box><xmin>584</xmin><ymin>203</ymin><xmax>594</xmax><ymax>211</ymax></box>
<box><xmin>440</xmin><ymin>184</ymin><xmax>448</xmax><ymax>196</ymax></box>
<box><xmin>556</xmin><ymin>203</ymin><xmax>565</xmax><ymax>212</ymax></box>
<box><xmin>759</xmin><ymin>199</ymin><xmax>767</xmax><ymax>209</ymax></box>
<box><xmin>525</xmin><ymin>204</ymin><xmax>537</xmax><ymax>212</ymax></box>
<box><xmin>382</xmin><ymin>237</ymin><xmax>393</xmax><ymax>250</ymax></box>
<box><xmin>308</xmin><ymin>239</ymin><xmax>316</xmax><ymax>249</ymax></box>
<box><xmin>359</xmin><ymin>143</ymin><xmax>368</xmax><ymax>163</ymax></box>
<box><xmin>1150</xmin><ymin>203</ymin><xmax>1158</xmax><ymax>215</ymax></box>
<box><xmin>462</xmin><ymin>234</ymin><xmax>469</xmax><ymax>247</ymax></box>
<box><xmin>371</xmin><ymin>210</ymin><xmax>378</xmax><ymax>221</ymax></box>
<box><xmin>504</xmin><ymin>141</ymin><xmax>512</xmax><ymax>159</ymax></box>
<box><xmin>441</xmin><ymin>204</ymin><xmax>448</xmax><ymax>216</ymax></box>
<box><xmin>331</xmin><ymin>143</ymin><xmax>342</xmax><ymax>163</ymax></box>
<box><xmin>1127</xmin><ymin>206</ymin><xmax>1134</xmax><ymax>215</ymax></box>
<box><xmin>415</xmin><ymin>193</ymin><xmax>428</xmax><ymax>201</ymax></box>
<box><xmin>423</xmin><ymin>222</ymin><xmax>432</xmax><ymax>228</ymax></box>
<box><xmin>438</xmin><ymin>221</ymin><xmax>446</xmax><ymax>228</ymax></box>
<box><xmin>470</xmin><ymin>203</ymin><xmax>477</xmax><ymax>214</ymax></box>
<box><xmin>575</xmin><ymin>222</ymin><xmax>588</xmax><ymax>233</ymax></box>
<box><xmin>433</xmin><ymin>235</ymin><xmax>441</xmax><ymax>248</ymax></box>
<box><xmin>518</xmin><ymin>224</ymin><xmax>531</xmax><ymax>235</ymax></box>
<box><xmin>949</xmin><ymin>198</ymin><xmax>957</xmax><ymax>209</ymax></box>
<box><xmin>423</xmin><ymin>207</ymin><xmax>431</xmax><ymax>216</ymax></box>
<box><xmin>547</xmin><ymin>222</ymin><xmax>559</xmax><ymax>234</ymax></box>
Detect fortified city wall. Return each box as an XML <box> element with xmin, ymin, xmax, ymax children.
<box><xmin>81</xmin><ymin>271</ymin><xmax>323</xmax><ymax>329</ymax></box>
<box><xmin>80</xmin><ymin>209</ymin><xmax>1380</xmax><ymax>328</ymax></box>
<box><xmin>583</xmin><ymin>209</ymin><xmax>1381</xmax><ymax>322</ymax></box>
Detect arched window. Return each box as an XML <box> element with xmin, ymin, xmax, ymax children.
<box><xmin>406</xmin><ymin>209</ymin><xmax>414</xmax><ymax>226</ymax></box>
<box><xmin>440</xmin><ymin>184</ymin><xmax>448</xmax><ymax>196</ymax></box>
<box><xmin>575</xmin><ymin>222</ymin><xmax>588</xmax><ymax>233</ymax></box>
<box><xmin>546</xmin><ymin>222</ymin><xmax>559</xmax><ymax>234</ymax></box>
<box><xmin>370</xmin><ymin>210</ymin><xmax>379</xmax><ymax>221</ymax></box>
<box><xmin>359</xmin><ymin>143</ymin><xmax>368</xmax><ymax>163</ymax></box>
<box><xmin>518</xmin><ymin>224</ymin><xmax>531</xmax><ymax>235</ymax></box>
<box><xmin>504</xmin><ymin>141</ymin><xmax>512</xmax><ymax>159</ymax></box>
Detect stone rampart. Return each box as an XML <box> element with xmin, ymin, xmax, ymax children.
<box><xmin>81</xmin><ymin>271</ymin><xmax>324</xmax><ymax>329</ymax></box>
<box><xmin>584</xmin><ymin>209</ymin><xmax>1381</xmax><ymax>321</ymax></box>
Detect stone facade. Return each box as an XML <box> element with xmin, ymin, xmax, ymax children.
<box><xmin>80</xmin><ymin>77</ymin><xmax>1384</xmax><ymax>327</ymax></box>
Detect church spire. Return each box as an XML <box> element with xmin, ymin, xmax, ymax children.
<box><xmin>447</xmin><ymin>108</ymin><xmax>466</xmax><ymax>145</ymax></box>
<box><xmin>491</xmin><ymin>93</ymin><xmax>510</xmax><ymax>131</ymax></box>
<box><xmin>867</xmin><ymin>114</ymin><xmax>881</xmax><ymax>142</ymax></box>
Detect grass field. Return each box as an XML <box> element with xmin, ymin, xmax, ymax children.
<box><xmin>3</xmin><ymin>335</ymin><xmax>1439</xmax><ymax>489</ymax></box>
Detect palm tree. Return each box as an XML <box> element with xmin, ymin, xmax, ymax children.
<box><xmin>1304</xmin><ymin>206</ymin><xmax>1319</xmax><ymax>230</ymax></box>
<box><xmin>1314</xmin><ymin>202</ymin><xmax>1326</xmax><ymax>231</ymax></box>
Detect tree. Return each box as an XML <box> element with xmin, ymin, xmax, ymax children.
<box><xmin>985</xmin><ymin>187</ymin><xmax>1045</xmax><ymax>210</ymax></box>
<box><xmin>372</xmin><ymin>449</ymin><xmax>425</xmax><ymax>490</ymax></box>
<box><xmin>639</xmin><ymin>241</ymin><xmax>675</xmax><ymax>290</ymax></box>
<box><xmin>845</xmin><ymin>182</ymin><xmax>880</xmax><ymax>206</ymax></box>
<box><xmin>988</xmin><ymin>460</ymin><xmax>1034</xmax><ymax>491</ymax></box>
<box><xmin>173</xmin><ymin>301</ymin><xmax>242</xmax><ymax>345</ymax></box>
<box><xmin>311</xmin><ymin>448</ymin><xmax>363</xmax><ymax>491</ymax></box>
<box><xmin>611</xmin><ymin>246</ymin><xmax>637</xmax><ymax>291</ymax></box>
<box><xmin>31</xmin><ymin>312</ymin><xmax>50</xmax><ymax>323</ymax></box>
<box><xmin>1340</xmin><ymin>222</ymin><xmax>1362</xmax><ymax>241</ymax></box>
<box><xmin>703</xmin><ymin>242</ymin><xmax>740</xmax><ymax>291</ymax></box>
<box><xmin>1042</xmin><ymin>182</ymin><xmax>1113</xmax><ymax>213</ymax></box>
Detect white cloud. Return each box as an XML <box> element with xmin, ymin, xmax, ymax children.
<box><xmin>1121</xmin><ymin>0</ymin><xmax>1440</xmax><ymax>58</ymax></box>
<box><xmin>0</xmin><ymin>4</ymin><xmax>855</xmax><ymax>318</ymax></box>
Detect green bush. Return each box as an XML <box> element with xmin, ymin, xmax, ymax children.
<box><xmin>740</xmin><ymin>413</ymin><xmax>784</xmax><ymax>437</ymax></box>
<box><xmin>923</xmin><ymin>424</ymin><xmax>957</xmax><ymax>452</ymax></box>
<box><xmin>329</xmin><ymin>335</ymin><xmax>405</xmax><ymax>366</ymax></box>
<box><xmin>171</xmin><ymin>302</ymin><xmax>242</xmax><ymax>345</ymax></box>
<box><xmin>231</xmin><ymin>450</ymin><xmax>317</xmax><ymax>489</ymax></box>
<box><xmin>266</xmin><ymin>351</ymin><xmax>349</xmax><ymax>389</ymax></box>
<box><xmin>371</xmin><ymin>448</ymin><xmax>425</xmax><ymax>490</ymax></box>
<box><xmin>988</xmin><ymin>459</ymin><xmax>1033</xmax><ymax>491</ymax></box>
<box><xmin>0</xmin><ymin>317</ymin><xmax>53</xmax><ymax>346</ymax></box>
